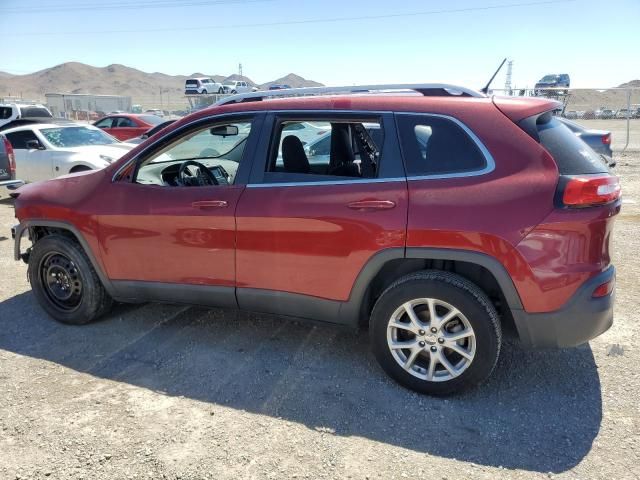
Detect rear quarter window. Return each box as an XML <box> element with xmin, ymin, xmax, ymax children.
<box><xmin>396</xmin><ymin>114</ymin><xmax>487</xmax><ymax>176</ymax></box>
<box><xmin>537</xmin><ymin>116</ymin><xmax>607</xmax><ymax>174</ymax></box>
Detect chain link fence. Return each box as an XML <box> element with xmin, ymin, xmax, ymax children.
<box><xmin>491</xmin><ymin>88</ymin><xmax>640</xmax><ymax>153</ymax></box>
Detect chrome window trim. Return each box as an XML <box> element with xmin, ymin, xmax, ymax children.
<box><xmin>247</xmin><ymin>177</ymin><xmax>406</xmax><ymax>188</ymax></box>
<box><xmin>113</xmin><ymin>109</ymin><xmax>495</xmax><ymax>185</ymax></box>
<box><xmin>395</xmin><ymin>112</ymin><xmax>495</xmax><ymax>181</ymax></box>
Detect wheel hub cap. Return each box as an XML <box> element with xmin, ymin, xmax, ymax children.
<box><xmin>386</xmin><ymin>298</ymin><xmax>476</xmax><ymax>382</ymax></box>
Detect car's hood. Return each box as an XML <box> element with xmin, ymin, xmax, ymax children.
<box><xmin>60</xmin><ymin>144</ymin><xmax>135</xmax><ymax>158</ymax></box>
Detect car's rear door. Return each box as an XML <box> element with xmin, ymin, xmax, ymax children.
<box><xmin>234</xmin><ymin>111</ymin><xmax>408</xmax><ymax>324</ymax></box>
<box><xmin>4</xmin><ymin>129</ymin><xmax>51</xmax><ymax>182</ymax></box>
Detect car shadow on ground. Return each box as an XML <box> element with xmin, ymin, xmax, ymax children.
<box><xmin>0</xmin><ymin>291</ymin><xmax>602</xmax><ymax>474</ymax></box>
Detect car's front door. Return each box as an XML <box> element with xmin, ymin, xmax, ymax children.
<box><xmin>235</xmin><ymin>112</ymin><xmax>408</xmax><ymax>320</ymax></box>
<box><xmin>96</xmin><ymin>113</ymin><xmax>263</xmax><ymax>305</ymax></box>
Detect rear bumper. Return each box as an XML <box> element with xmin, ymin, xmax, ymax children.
<box><xmin>512</xmin><ymin>266</ymin><xmax>615</xmax><ymax>348</ymax></box>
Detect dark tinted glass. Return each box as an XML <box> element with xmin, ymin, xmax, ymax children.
<box><xmin>5</xmin><ymin>130</ymin><xmax>39</xmax><ymax>149</ymax></box>
<box><xmin>537</xmin><ymin>117</ymin><xmax>607</xmax><ymax>174</ymax></box>
<box><xmin>19</xmin><ymin>107</ymin><xmax>52</xmax><ymax>118</ymax></box>
<box><xmin>0</xmin><ymin>107</ymin><xmax>12</xmax><ymax>119</ymax></box>
<box><xmin>396</xmin><ymin>114</ymin><xmax>487</xmax><ymax>176</ymax></box>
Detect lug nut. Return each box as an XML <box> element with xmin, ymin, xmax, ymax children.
<box><xmin>430</xmin><ymin>346</ymin><xmax>437</xmax><ymax>352</ymax></box>
<box><xmin>419</xmin><ymin>341</ymin><xmax>426</xmax><ymax>347</ymax></box>
<box><xmin>438</xmin><ymin>338</ymin><xmax>445</xmax><ymax>344</ymax></box>
<box><xmin>418</xmin><ymin>329</ymin><xmax>425</xmax><ymax>336</ymax></box>
<box><xmin>430</xmin><ymin>327</ymin><xmax>437</xmax><ymax>333</ymax></box>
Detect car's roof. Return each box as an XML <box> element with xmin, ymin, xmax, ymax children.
<box><xmin>2</xmin><ymin>123</ymin><xmax>98</xmax><ymax>134</ymax></box>
<box><xmin>184</xmin><ymin>93</ymin><xmax>558</xmax><ymax>122</ymax></box>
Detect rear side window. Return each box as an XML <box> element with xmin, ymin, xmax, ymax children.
<box><xmin>536</xmin><ymin>116</ymin><xmax>606</xmax><ymax>174</ymax></box>
<box><xmin>0</xmin><ymin>107</ymin><xmax>13</xmax><ymax>119</ymax></box>
<box><xmin>19</xmin><ymin>107</ymin><xmax>51</xmax><ymax>118</ymax></box>
<box><xmin>396</xmin><ymin>114</ymin><xmax>487</xmax><ymax>176</ymax></box>
<box><xmin>5</xmin><ymin>130</ymin><xmax>39</xmax><ymax>149</ymax></box>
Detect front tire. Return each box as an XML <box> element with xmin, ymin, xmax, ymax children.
<box><xmin>28</xmin><ymin>235</ymin><xmax>113</xmax><ymax>325</ymax></box>
<box><xmin>370</xmin><ymin>271</ymin><xmax>501</xmax><ymax>395</ymax></box>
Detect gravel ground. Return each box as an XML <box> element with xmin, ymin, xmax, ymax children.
<box><xmin>0</xmin><ymin>156</ymin><xmax>639</xmax><ymax>480</ymax></box>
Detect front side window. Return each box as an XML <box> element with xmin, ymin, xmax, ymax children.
<box><xmin>396</xmin><ymin>114</ymin><xmax>487</xmax><ymax>176</ymax></box>
<box><xmin>95</xmin><ymin>118</ymin><xmax>113</xmax><ymax>128</ymax></box>
<box><xmin>115</xmin><ymin>117</ymin><xmax>136</xmax><ymax>128</ymax></box>
<box><xmin>264</xmin><ymin>118</ymin><xmax>383</xmax><ymax>183</ymax></box>
<box><xmin>41</xmin><ymin>126</ymin><xmax>117</xmax><ymax>147</ymax></box>
<box><xmin>135</xmin><ymin>120</ymin><xmax>253</xmax><ymax>187</ymax></box>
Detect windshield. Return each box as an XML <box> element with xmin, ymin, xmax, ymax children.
<box><xmin>540</xmin><ymin>75</ymin><xmax>558</xmax><ymax>82</ymax></box>
<box><xmin>138</xmin><ymin>115</ymin><xmax>164</xmax><ymax>125</ymax></box>
<box><xmin>41</xmin><ymin>126</ymin><xmax>118</xmax><ymax>147</ymax></box>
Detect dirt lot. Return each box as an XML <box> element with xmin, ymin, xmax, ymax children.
<box><xmin>1</xmin><ymin>156</ymin><xmax>639</xmax><ymax>480</ymax></box>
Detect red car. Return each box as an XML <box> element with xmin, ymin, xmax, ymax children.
<box><xmin>93</xmin><ymin>113</ymin><xmax>164</xmax><ymax>141</ymax></box>
<box><xmin>11</xmin><ymin>84</ymin><xmax>620</xmax><ymax>395</ymax></box>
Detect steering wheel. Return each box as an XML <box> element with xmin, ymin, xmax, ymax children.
<box><xmin>178</xmin><ymin>160</ymin><xmax>218</xmax><ymax>186</ymax></box>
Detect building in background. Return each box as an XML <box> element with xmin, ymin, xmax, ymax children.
<box><xmin>45</xmin><ymin>93</ymin><xmax>132</xmax><ymax>119</ymax></box>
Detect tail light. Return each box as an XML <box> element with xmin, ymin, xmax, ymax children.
<box><xmin>560</xmin><ymin>174</ymin><xmax>621</xmax><ymax>208</ymax></box>
<box><xmin>2</xmin><ymin>136</ymin><xmax>15</xmax><ymax>176</ymax></box>
<box><xmin>593</xmin><ymin>277</ymin><xmax>615</xmax><ymax>298</ymax></box>
<box><xmin>602</xmin><ymin>134</ymin><xmax>611</xmax><ymax>145</ymax></box>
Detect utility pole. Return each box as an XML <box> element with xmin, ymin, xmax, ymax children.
<box><xmin>504</xmin><ymin>59</ymin><xmax>513</xmax><ymax>95</ymax></box>
<box><xmin>239</xmin><ymin>63</ymin><xmax>243</xmax><ymax>78</ymax></box>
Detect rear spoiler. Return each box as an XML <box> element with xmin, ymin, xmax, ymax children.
<box><xmin>492</xmin><ymin>96</ymin><xmax>562</xmax><ymax>142</ymax></box>
<box><xmin>492</xmin><ymin>96</ymin><xmax>561</xmax><ymax>123</ymax></box>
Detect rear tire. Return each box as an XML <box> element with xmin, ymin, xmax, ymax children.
<box><xmin>70</xmin><ymin>165</ymin><xmax>91</xmax><ymax>173</ymax></box>
<box><xmin>370</xmin><ymin>270</ymin><xmax>501</xmax><ymax>395</ymax></box>
<box><xmin>28</xmin><ymin>235</ymin><xmax>113</xmax><ymax>325</ymax></box>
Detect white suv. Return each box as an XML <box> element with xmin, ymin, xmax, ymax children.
<box><xmin>222</xmin><ymin>80</ymin><xmax>256</xmax><ymax>94</ymax></box>
<box><xmin>184</xmin><ymin>77</ymin><xmax>225</xmax><ymax>95</ymax></box>
<box><xmin>0</xmin><ymin>103</ymin><xmax>53</xmax><ymax>128</ymax></box>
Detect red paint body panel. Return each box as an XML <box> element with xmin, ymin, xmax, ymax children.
<box><xmin>13</xmin><ymin>93</ymin><xmax>619</xmax><ymax>320</ymax></box>
<box><xmin>236</xmin><ymin>182</ymin><xmax>408</xmax><ymax>301</ymax></box>
<box><xmin>95</xmin><ymin>182</ymin><xmax>242</xmax><ymax>286</ymax></box>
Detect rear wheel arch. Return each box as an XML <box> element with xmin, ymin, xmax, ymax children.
<box><xmin>347</xmin><ymin>248</ymin><xmax>522</xmax><ymax>336</ymax></box>
<box><xmin>69</xmin><ymin>164</ymin><xmax>93</xmax><ymax>174</ymax></box>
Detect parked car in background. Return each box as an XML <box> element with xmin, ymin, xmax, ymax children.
<box><xmin>269</xmin><ymin>84</ymin><xmax>292</xmax><ymax>90</ymax></box>
<box><xmin>11</xmin><ymin>84</ymin><xmax>620</xmax><ymax>395</ymax></box>
<box><xmin>597</xmin><ymin>109</ymin><xmax>615</xmax><ymax>119</ymax></box>
<box><xmin>93</xmin><ymin>113</ymin><xmax>164</xmax><ymax>141</ymax></box>
<box><xmin>0</xmin><ymin>133</ymin><xmax>23</xmax><ymax>196</ymax></box>
<box><xmin>615</xmin><ymin>108</ymin><xmax>632</xmax><ymax>119</ymax></box>
<box><xmin>124</xmin><ymin>119</ymin><xmax>176</xmax><ymax>145</ymax></box>
<box><xmin>557</xmin><ymin>117</ymin><xmax>614</xmax><ymax>167</ymax></box>
<box><xmin>564</xmin><ymin>110</ymin><xmax>578</xmax><ymax>119</ymax></box>
<box><xmin>534</xmin><ymin>73</ymin><xmax>570</xmax><ymax>95</ymax></box>
<box><xmin>145</xmin><ymin>109</ymin><xmax>165</xmax><ymax>118</ymax></box>
<box><xmin>222</xmin><ymin>80</ymin><xmax>254</xmax><ymax>94</ymax></box>
<box><xmin>0</xmin><ymin>103</ymin><xmax>53</xmax><ymax>128</ymax></box>
<box><xmin>185</xmin><ymin>77</ymin><xmax>224</xmax><ymax>95</ymax></box>
<box><xmin>2</xmin><ymin>123</ymin><xmax>134</xmax><ymax>183</ymax></box>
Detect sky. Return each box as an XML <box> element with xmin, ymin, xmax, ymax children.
<box><xmin>0</xmin><ymin>0</ymin><xmax>638</xmax><ymax>89</ymax></box>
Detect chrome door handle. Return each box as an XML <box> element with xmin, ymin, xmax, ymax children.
<box><xmin>191</xmin><ymin>200</ymin><xmax>228</xmax><ymax>209</ymax></box>
<box><xmin>346</xmin><ymin>200</ymin><xmax>396</xmax><ymax>211</ymax></box>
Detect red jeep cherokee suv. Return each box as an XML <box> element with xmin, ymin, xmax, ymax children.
<box><xmin>11</xmin><ymin>85</ymin><xmax>620</xmax><ymax>395</ymax></box>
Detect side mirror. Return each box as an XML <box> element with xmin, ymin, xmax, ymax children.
<box><xmin>210</xmin><ymin>125</ymin><xmax>238</xmax><ymax>137</ymax></box>
<box><xmin>26</xmin><ymin>139</ymin><xmax>44</xmax><ymax>150</ymax></box>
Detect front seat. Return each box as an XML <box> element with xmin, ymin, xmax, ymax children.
<box><xmin>282</xmin><ymin>135</ymin><xmax>310</xmax><ymax>174</ymax></box>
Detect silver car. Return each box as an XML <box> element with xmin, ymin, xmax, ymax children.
<box><xmin>557</xmin><ymin>117</ymin><xmax>614</xmax><ymax>167</ymax></box>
